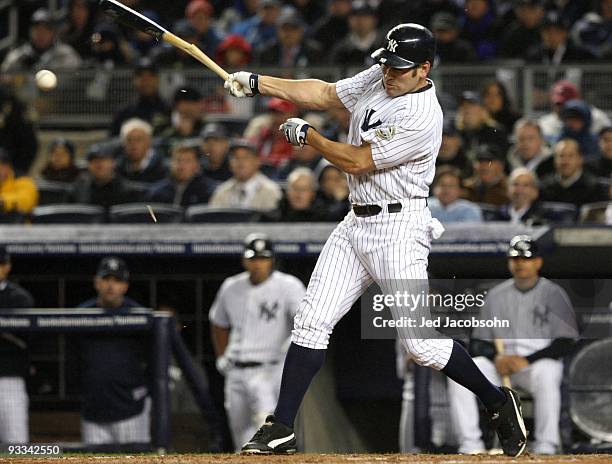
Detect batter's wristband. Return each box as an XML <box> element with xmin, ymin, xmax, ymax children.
<box><xmin>300</xmin><ymin>124</ymin><xmax>311</xmax><ymax>145</ymax></box>
<box><xmin>249</xmin><ymin>74</ymin><xmax>260</xmax><ymax>95</ymax></box>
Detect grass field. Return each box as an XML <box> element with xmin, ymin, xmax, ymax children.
<box><xmin>1</xmin><ymin>454</ymin><xmax>611</xmax><ymax>464</ymax></box>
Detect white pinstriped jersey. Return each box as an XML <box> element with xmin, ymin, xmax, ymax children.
<box><xmin>335</xmin><ymin>65</ymin><xmax>443</xmax><ymax>203</ymax></box>
<box><xmin>209</xmin><ymin>271</ymin><xmax>305</xmax><ymax>363</ymax></box>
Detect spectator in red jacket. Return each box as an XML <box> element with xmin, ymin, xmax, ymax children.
<box><xmin>253</xmin><ymin>98</ymin><xmax>298</xmax><ymax>173</ymax></box>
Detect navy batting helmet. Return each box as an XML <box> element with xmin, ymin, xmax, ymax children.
<box><xmin>243</xmin><ymin>233</ymin><xmax>274</xmax><ymax>259</ymax></box>
<box><xmin>507</xmin><ymin>235</ymin><xmax>538</xmax><ymax>258</ymax></box>
<box><xmin>371</xmin><ymin>23</ymin><xmax>436</xmax><ymax>70</ymax></box>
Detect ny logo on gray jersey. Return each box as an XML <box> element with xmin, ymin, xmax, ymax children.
<box><xmin>533</xmin><ymin>304</ymin><xmax>550</xmax><ymax>328</ymax></box>
<box><xmin>260</xmin><ymin>301</ymin><xmax>279</xmax><ymax>321</ymax></box>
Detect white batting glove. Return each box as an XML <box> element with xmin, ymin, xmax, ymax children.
<box><xmin>224</xmin><ymin>71</ymin><xmax>259</xmax><ymax>98</ymax></box>
<box><xmin>280</xmin><ymin>117</ymin><xmax>311</xmax><ymax>147</ymax></box>
<box><xmin>215</xmin><ymin>355</ymin><xmax>233</xmax><ymax>376</ymax></box>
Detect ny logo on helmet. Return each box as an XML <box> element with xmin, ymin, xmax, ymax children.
<box><xmin>387</xmin><ymin>39</ymin><xmax>398</xmax><ymax>52</ymax></box>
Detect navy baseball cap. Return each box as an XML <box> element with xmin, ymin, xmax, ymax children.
<box><xmin>229</xmin><ymin>138</ymin><xmax>257</xmax><ymax>154</ymax></box>
<box><xmin>278</xmin><ymin>8</ymin><xmax>305</xmax><ymax>28</ymax></box>
<box><xmin>475</xmin><ymin>144</ymin><xmax>505</xmax><ymax>162</ymax></box>
<box><xmin>243</xmin><ymin>234</ymin><xmax>274</xmax><ymax>259</ymax></box>
<box><xmin>0</xmin><ymin>245</ymin><xmax>10</xmax><ymax>263</ymax></box>
<box><xmin>31</xmin><ymin>8</ymin><xmax>55</xmax><ymax>26</ymax></box>
<box><xmin>174</xmin><ymin>86</ymin><xmax>202</xmax><ymax>103</ymax></box>
<box><xmin>459</xmin><ymin>91</ymin><xmax>482</xmax><ymax>106</ymax></box>
<box><xmin>135</xmin><ymin>57</ymin><xmax>158</xmax><ymax>75</ymax></box>
<box><xmin>96</xmin><ymin>257</ymin><xmax>130</xmax><ymax>281</ymax></box>
<box><xmin>200</xmin><ymin>122</ymin><xmax>228</xmax><ymax>140</ymax></box>
<box><xmin>86</xmin><ymin>144</ymin><xmax>114</xmax><ymax>161</ymax></box>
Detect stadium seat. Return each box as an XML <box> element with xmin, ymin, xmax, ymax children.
<box><xmin>184</xmin><ymin>205</ymin><xmax>261</xmax><ymax>223</ymax></box>
<box><xmin>31</xmin><ymin>204</ymin><xmax>105</xmax><ymax>224</ymax></box>
<box><xmin>539</xmin><ymin>202</ymin><xmax>577</xmax><ymax>224</ymax></box>
<box><xmin>0</xmin><ymin>211</ymin><xmax>25</xmax><ymax>224</ymax></box>
<box><xmin>109</xmin><ymin>203</ymin><xmax>184</xmax><ymax>223</ymax></box>
<box><xmin>36</xmin><ymin>180</ymin><xmax>73</xmax><ymax>205</ymax></box>
<box><xmin>579</xmin><ymin>201</ymin><xmax>611</xmax><ymax>224</ymax></box>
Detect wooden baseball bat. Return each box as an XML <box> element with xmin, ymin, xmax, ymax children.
<box><xmin>494</xmin><ymin>338</ymin><xmax>512</xmax><ymax>388</ymax></box>
<box><xmin>99</xmin><ymin>0</ymin><xmax>229</xmax><ymax>81</ymax></box>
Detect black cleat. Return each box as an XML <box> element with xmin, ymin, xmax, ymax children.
<box><xmin>488</xmin><ymin>386</ymin><xmax>527</xmax><ymax>457</ymax></box>
<box><xmin>241</xmin><ymin>415</ymin><xmax>297</xmax><ymax>455</ymax></box>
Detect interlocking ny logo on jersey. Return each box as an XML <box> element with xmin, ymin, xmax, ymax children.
<box><xmin>387</xmin><ymin>39</ymin><xmax>398</xmax><ymax>52</ymax></box>
<box><xmin>260</xmin><ymin>301</ymin><xmax>279</xmax><ymax>321</ymax></box>
<box><xmin>533</xmin><ymin>304</ymin><xmax>550</xmax><ymax>328</ymax></box>
<box><xmin>361</xmin><ymin>108</ymin><xmax>382</xmax><ymax>132</ymax></box>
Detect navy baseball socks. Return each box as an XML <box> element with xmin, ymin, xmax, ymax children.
<box><xmin>442</xmin><ymin>340</ymin><xmax>527</xmax><ymax>457</ymax></box>
<box><xmin>241</xmin><ymin>343</ymin><xmax>325</xmax><ymax>454</ymax></box>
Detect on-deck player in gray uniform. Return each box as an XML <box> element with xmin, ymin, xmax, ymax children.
<box><xmin>225</xmin><ymin>23</ymin><xmax>527</xmax><ymax>457</ymax></box>
<box><xmin>209</xmin><ymin>234</ymin><xmax>305</xmax><ymax>451</ymax></box>
<box><xmin>0</xmin><ymin>245</ymin><xmax>33</xmax><ymax>444</ymax></box>
<box><xmin>448</xmin><ymin>235</ymin><xmax>578</xmax><ymax>455</ymax></box>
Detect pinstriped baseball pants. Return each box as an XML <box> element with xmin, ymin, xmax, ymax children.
<box><xmin>292</xmin><ymin>202</ymin><xmax>454</xmax><ymax>370</ymax></box>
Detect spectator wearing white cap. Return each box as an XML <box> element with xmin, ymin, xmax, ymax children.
<box><xmin>116</xmin><ymin>118</ymin><xmax>168</xmax><ymax>184</ymax></box>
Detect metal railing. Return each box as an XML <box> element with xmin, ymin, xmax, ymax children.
<box><xmin>7</xmin><ymin>63</ymin><xmax>612</xmax><ymax>129</ymax></box>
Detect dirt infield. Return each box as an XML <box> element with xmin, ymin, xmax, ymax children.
<box><xmin>1</xmin><ymin>454</ymin><xmax>610</xmax><ymax>464</ymax></box>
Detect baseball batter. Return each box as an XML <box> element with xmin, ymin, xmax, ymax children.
<box><xmin>448</xmin><ymin>235</ymin><xmax>579</xmax><ymax>455</ymax></box>
<box><xmin>209</xmin><ymin>234</ymin><xmax>305</xmax><ymax>451</ymax></box>
<box><xmin>225</xmin><ymin>23</ymin><xmax>526</xmax><ymax>457</ymax></box>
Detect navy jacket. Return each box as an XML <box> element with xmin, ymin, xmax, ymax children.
<box><xmin>146</xmin><ymin>174</ymin><xmax>217</xmax><ymax>207</ymax></box>
<box><xmin>76</xmin><ymin>297</ymin><xmax>149</xmax><ymax>423</ymax></box>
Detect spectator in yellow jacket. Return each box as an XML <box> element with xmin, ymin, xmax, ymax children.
<box><xmin>0</xmin><ymin>149</ymin><xmax>38</xmax><ymax>215</ymax></box>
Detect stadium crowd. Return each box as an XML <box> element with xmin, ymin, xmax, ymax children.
<box><xmin>0</xmin><ymin>0</ymin><xmax>611</xmax><ymax>225</ymax></box>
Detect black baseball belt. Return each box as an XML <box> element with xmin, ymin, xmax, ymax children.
<box><xmin>352</xmin><ymin>198</ymin><xmax>427</xmax><ymax>218</ymax></box>
<box><xmin>233</xmin><ymin>360</ymin><xmax>279</xmax><ymax>369</ymax></box>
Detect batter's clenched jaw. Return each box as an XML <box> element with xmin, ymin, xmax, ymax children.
<box><xmin>382</xmin><ymin>62</ymin><xmax>431</xmax><ymax>97</ymax></box>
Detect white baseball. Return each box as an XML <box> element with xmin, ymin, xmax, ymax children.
<box><xmin>35</xmin><ymin>69</ymin><xmax>57</xmax><ymax>91</ymax></box>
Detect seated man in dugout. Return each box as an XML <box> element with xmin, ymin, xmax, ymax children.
<box><xmin>447</xmin><ymin>235</ymin><xmax>579</xmax><ymax>455</ymax></box>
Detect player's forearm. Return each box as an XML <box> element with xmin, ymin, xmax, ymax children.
<box><xmin>211</xmin><ymin>325</ymin><xmax>230</xmax><ymax>357</ymax></box>
<box><xmin>306</xmin><ymin>129</ymin><xmax>375</xmax><ymax>175</ymax></box>
<box><xmin>258</xmin><ymin>76</ymin><xmax>342</xmax><ymax>110</ymax></box>
<box><xmin>525</xmin><ymin>338</ymin><xmax>575</xmax><ymax>363</ymax></box>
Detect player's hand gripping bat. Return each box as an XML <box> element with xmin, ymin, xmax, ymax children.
<box><xmin>99</xmin><ymin>0</ymin><xmax>229</xmax><ymax>81</ymax></box>
<box><xmin>494</xmin><ymin>338</ymin><xmax>512</xmax><ymax>388</ymax></box>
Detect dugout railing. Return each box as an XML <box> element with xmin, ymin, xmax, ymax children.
<box><xmin>5</xmin><ymin>63</ymin><xmax>612</xmax><ymax>129</ymax></box>
<box><xmin>0</xmin><ymin>307</ymin><xmax>222</xmax><ymax>453</ymax></box>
